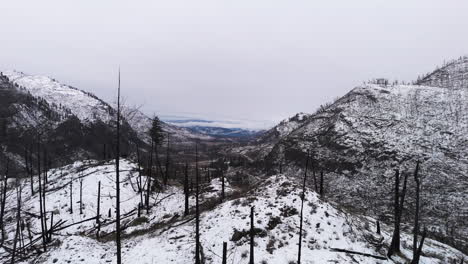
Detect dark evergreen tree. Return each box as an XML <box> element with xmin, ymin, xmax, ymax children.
<box><xmin>148</xmin><ymin>116</ymin><xmax>165</xmax><ymax>181</ymax></box>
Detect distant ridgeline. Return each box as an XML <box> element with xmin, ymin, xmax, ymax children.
<box><xmin>0</xmin><ymin>72</ymin><xmax>140</xmax><ymax>173</ymax></box>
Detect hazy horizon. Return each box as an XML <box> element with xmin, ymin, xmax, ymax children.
<box><xmin>1</xmin><ymin>0</ymin><xmax>468</xmax><ymax>129</ymax></box>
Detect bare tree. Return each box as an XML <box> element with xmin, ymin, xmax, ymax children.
<box><xmin>412</xmin><ymin>161</ymin><xmax>423</xmax><ymax>263</ymax></box>
<box><xmin>298</xmin><ymin>150</ymin><xmax>309</xmax><ymax>264</ymax></box>
<box><xmin>410</xmin><ymin>228</ymin><xmax>427</xmax><ymax>264</ymax></box>
<box><xmin>96</xmin><ymin>181</ymin><xmax>101</xmax><ymax>239</ymax></box>
<box><xmin>222</xmin><ymin>242</ymin><xmax>227</xmax><ymax>264</ymax></box>
<box><xmin>0</xmin><ymin>158</ymin><xmax>9</xmax><ymax>246</ymax></box>
<box><xmin>388</xmin><ymin>169</ymin><xmax>408</xmax><ymax>257</ymax></box>
<box><xmin>10</xmin><ymin>182</ymin><xmax>22</xmax><ymax>264</ymax></box>
<box><xmin>184</xmin><ymin>163</ymin><xmax>189</xmax><ymax>216</ymax></box>
<box><xmin>249</xmin><ymin>206</ymin><xmax>255</xmax><ymax>264</ymax></box>
<box><xmin>164</xmin><ymin>133</ymin><xmax>170</xmax><ymax>185</ymax></box>
<box><xmin>37</xmin><ymin>135</ymin><xmax>47</xmax><ymax>252</ymax></box>
<box><xmin>115</xmin><ymin>69</ymin><xmax>122</xmax><ymax>264</ymax></box>
<box><xmin>195</xmin><ymin>142</ymin><xmax>201</xmax><ymax>264</ymax></box>
<box><xmin>221</xmin><ymin>169</ymin><xmax>225</xmax><ymax>201</ymax></box>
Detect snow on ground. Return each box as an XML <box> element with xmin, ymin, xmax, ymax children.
<box><xmin>2</xmin><ymin>160</ymin><xmax>465</xmax><ymax>264</ymax></box>
<box><xmin>3</xmin><ymin>70</ymin><xmax>113</xmax><ymax>124</ymax></box>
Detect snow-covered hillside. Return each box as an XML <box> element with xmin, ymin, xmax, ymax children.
<box><xmin>418</xmin><ymin>55</ymin><xmax>468</xmax><ymax>89</ymax></box>
<box><xmin>2</xmin><ymin>70</ymin><xmax>211</xmax><ymax>143</ymax></box>
<box><xmin>239</xmin><ymin>82</ymin><xmax>468</xmax><ymax>253</ymax></box>
<box><xmin>3</xmin><ymin>70</ymin><xmax>114</xmax><ymax>124</ymax></box>
<box><xmin>0</xmin><ymin>160</ymin><xmax>465</xmax><ymax>263</ymax></box>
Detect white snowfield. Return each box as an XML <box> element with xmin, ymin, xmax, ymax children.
<box><xmin>1</xmin><ymin>160</ymin><xmax>465</xmax><ymax>264</ymax></box>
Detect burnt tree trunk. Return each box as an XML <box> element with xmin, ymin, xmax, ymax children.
<box><xmin>388</xmin><ymin>169</ymin><xmax>408</xmax><ymax>258</ymax></box>
<box><xmin>37</xmin><ymin>138</ymin><xmax>47</xmax><ymax>252</ymax></box>
<box><xmin>195</xmin><ymin>143</ymin><xmax>201</xmax><ymax>264</ymax></box>
<box><xmin>115</xmin><ymin>69</ymin><xmax>122</xmax><ymax>264</ymax></box>
<box><xmin>412</xmin><ymin>161</ymin><xmax>421</xmax><ymax>261</ymax></box>
<box><xmin>69</xmin><ymin>179</ymin><xmax>73</xmax><ymax>214</ymax></box>
<box><xmin>0</xmin><ymin>159</ymin><xmax>9</xmax><ymax>246</ymax></box>
<box><xmin>184</xmin><ymin>163</ymin><xmax>189</xmax><ymax>216</ymax></box>
<box><xmin>222</xmin><ymin>241</ymin><xmax>227</xmax><ymax>264</ymax></box>
<box><xmin>80</xmin><ymin>179</ymin><xmax>83</xmax><ymax>214</ymax></box>
<box><xmin>164</xmin><ymin>133</ymin><xmax>170</xmax><ymax>186</ymax></box>
<box><xmin>221</xmin><ymin>169</ymin><xmax>225</xmax><ymax>201</ymax></box>
<box><xmin>249</xmin><ymin>206</ymin><xmax>255</xmax><ymax>264</ymax></box>
<box><xmin>410</xmin><ymin>228</ymin><xmax>426</xmax><ymax>264</ymax></box>
<box><xmin>298</xmin><ymin>151</ymin><xmax>309</xmax><ymax>264</ymax></box>
<box><xmin>319</xmin><ymin>170</ymin><xmax>324</xmax><ymax>196</ymax></box>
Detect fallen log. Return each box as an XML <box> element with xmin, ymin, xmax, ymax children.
<box><xmin>330</xmin><ymin>248</ymin><xmax>387</xmax><ymax>260</ymax></box>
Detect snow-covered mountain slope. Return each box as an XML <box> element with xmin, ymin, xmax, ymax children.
<box><xmin>2</xmin><ymin>70</ymin><xmax>211</xmax><ymax>143</ymax></box>
<box><xmin>418</xmin><ymin>55</ymin><xmax>468</xmax><ymax>89</ymax></box>
<box><xmin>229</xmin><ymin>113</ymin><xmax>311</xmax><ymax>160</ymax></box>
<box><xmin>1</xmin><ymin>160</ymin><xmax>465</xmax><ymax>263</ymax></box>
<box><xmin>242</xmin><ymin>83</ymin><xmax>468</xmax><ymax>252</ymax></box>
<box><xmin>3</xmin><ymin>70</ymin><xmax>114</xmax><ymax>124</ymax></box>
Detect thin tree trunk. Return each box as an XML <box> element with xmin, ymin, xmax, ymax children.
<box><xmin>136</xmin><ymin>144</ymin><xmax>142</xmax><ymax>193</ymax></box>
<box><xmin>164</xmin><ymin>133</ymin><xmax>170</xmax><ymax>185</ymax></box>
<box><xmin>413</xmin><ymin>161</ymin><xmax>421</xmax><ymax>259</ymax></box>
<box><xmin>97</xmin><ymin>181</ymin><xmax>101</xmax><ymax>239</ymax></box>
<box><xmin>221</xmin><ymin>169</ymin><xmax>225</xmax><ymax>201</ymax></box>
<box><xmin>222</xmin><ymin>242</ymin><xmax>227</xmax><ymax>264</ymax></box>
<box><xmin>11</xmin><ymin>185</ymin><xmax>22</xmax><ymax>264</ymax></box>
<box><xmin>312</xmin><ymin>162</ymin><xmax>318</xmax><ymax>192</ymax></box>
<box><xmin>147</xmin><ymin>139</ymin><xmax>153</xmax><ymax>211</ymax></box>
<box><xmin>410</xmin><ymin>228</ymin><xmax>426</xmax><ymax>264</ymax></box>
<box><xmin>195</xmin><ymin>143</ymin><xmax>201</xmax><ymax>264</ymax></box>
<box><xmin>249</xmin><ymin>206</ymin><xmax>254</xmax><ymax>264</ymax></box>
<box><xmin>0</xmin><ymin>159</ymin><xmax>9</xmax><ymax>246</ymax></box>
<box><xmin>37</xmin><ymin>137</ymin><xmax>47</xmax><ymax>252</ymax></box>
<box><xmin>80</xmin><ymin>179</ymin><xmax>83</xmax><ymax>215</ymax></box>
<box><xmin>298</xmin><ymin>151</ymin><xmax>309</xmax><ymax>264</ymax></box>
<box><xmin>388</xmin><ymin>169</ymin><xmax>403</xmax><ymax>257</ymax></box>
<box><xmin>319</xmin><ymin>170</ymin><xmax>324</xmax><ymax>196</ymax></box>
<box><xmin>115</xmin><ymin>68</ymin><xmax>122</xmax><ymax>264</ymax></box>
<box><xmin>184</xmin><ymin>163</ymin><xmax>189</xmax><ymax>216</ymax></box>
<box><xmin>69</xmin><ymin>180</ymin><xmax>73</xmax><ymax>214</ymax></box>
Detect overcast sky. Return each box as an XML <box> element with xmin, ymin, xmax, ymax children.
<box><xmin>1</xmin><ymin>0</ymin><xmax>467</xmax><ymax>129</ymax></box>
